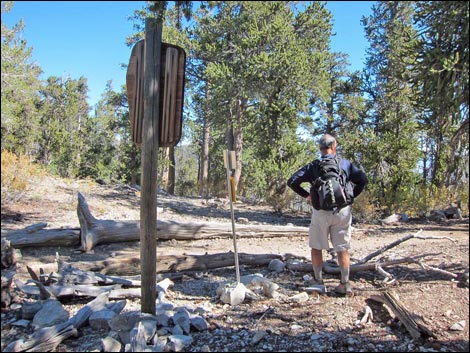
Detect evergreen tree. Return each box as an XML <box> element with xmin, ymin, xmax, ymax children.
<box><xmin>413</xmin><ymin>1</ymin><xmax>469</xmax><ymax>193</ymax></box>
<box><xmin>191</xmin><ymin>1</ymin><xmax>333</xmax><ymax>208</ymax></box>
<box><xmin>1</xmin><ymin>1</ymin><xmax>42</xmax><ymax>155</ymax></box>
<box><xmin>113</xmin><ymin>86</ymin><xmax>141</xmax><ymax>185</ymax></box>
<box><xmin>37</xmin><ymin>76</ymin><xmax>90</xmax><ymax>177</ymax></box>
<box><xmin>361</xmin><ymin>1</ymin><xmax>421</xmax><ymax>214</ymax></box>
<box><xmin>79</xmin><ymin>81</ymin><xmax>125</xmax><ymax>183</ymax></box>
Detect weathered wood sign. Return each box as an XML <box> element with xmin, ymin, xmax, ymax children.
<box><xmin>159</xmin><ymin>43</ymin><xmax>186</xmax><ymax>147</ymax></box>
<box><xmin>126</xmin><ymin>41</ymin><xmax>186</xmax><ymax>147</ymax></box>
<box><xmin>126</xmin><ymin>40</ymin><xmax>145</xmax><ymax>146</ymax></box>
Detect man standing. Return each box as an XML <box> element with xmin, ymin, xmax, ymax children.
<box><xmin>287</xmin><ymin>134</ymin><xmax>368</xmax><ymax>295</ymax></box>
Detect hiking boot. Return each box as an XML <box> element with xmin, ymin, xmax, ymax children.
<box><xmin>334</xmin><ymin>281</ymin><xmax>353</xmax><ymax>296</ymax></box>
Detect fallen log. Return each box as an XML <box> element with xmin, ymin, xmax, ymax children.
<box><xmin>77</xmin><ymin>192</ymin><xmax>309</xmax><ymax>251</ymax></box>
<box><xmin>97</xmin><ymin>252</ymin><xmax>283</xmax><ymax>275</ymax></box>
<box><xmin>370</xmin><ymin>289</ymin><xmax>436</xmax><ymax>340</ymax></box>
<box><xmin>5</xmin><ymin>193</ymin><xmax>309</xmax><ymax>251</ymax></box>
<box><xmin>27</xmin><ymin>252</ymin><xmax>283</xmax><ymax>277</ymax></box>
<box><xmin>14</xmin><ymin>280</ymin><xmax>142</xmax><ymax>300</ymax></box>
<box><xmin>16</xmin><ymin>263</ymin><xmax>175</xmax><ymax>300</ymax></box>
<box><xmin>5</xmin><ymin>229</ymin><xmax>80</xmax><ymax>249</ymax></box>
<box><xmin>27</xmin><ymin>261</ymin><xmax>144</xmax><ymax>286</ymax></box>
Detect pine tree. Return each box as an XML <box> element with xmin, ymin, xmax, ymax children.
<box><xmin>1</xmin><ymin>1</ymin><xmax>42</xmax><ymax>155</ymax></box>
<box><xmin>413</xmin><ymin>1</ymin><xmax>469</xmax><ymax>192</ymax></box>
<box><xmin>361</xmin><ymin>1</ymin><xmax>421</xmax><ymax>214</ymax></box>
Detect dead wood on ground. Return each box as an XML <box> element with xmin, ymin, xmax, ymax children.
<box><xmin>5</xmin><ymin>193</ymin><xmax>309</xmax><ymax>251</ymax></box>
<box><xmin>370</xmin><ymin>289</ymin><xmax>436</xmax><ymax>340</ymax></box>
<box><xmin>3</xmin><ymin>293</ymin><xmax>110</xmax><ymax>352</ymax></box>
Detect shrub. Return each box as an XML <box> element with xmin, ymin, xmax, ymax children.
<box><xmin>350</xmin><ymin>190</ymin><xmax>382</xmax><ymax>223</ymax></box>
<box><xmin>409</xmin><ymin>183</ymin><xmax>469</xmax><ymax>217</ymax></box>
<box><xmin>1</xmin><ymin>150</ymin><xmax>43</xmax><ymax>204</ymax></box>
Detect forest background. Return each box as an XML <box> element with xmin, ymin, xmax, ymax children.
<box><xmin>1</xmin><ymin>1</ymin><xmax>469</xmax><ymax>220</ymax></box>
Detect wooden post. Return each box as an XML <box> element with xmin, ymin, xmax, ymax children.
<box><xmin>140</xmin><ymin>18</ymin><xmax>162</xmax><ymax>314</ymax></box>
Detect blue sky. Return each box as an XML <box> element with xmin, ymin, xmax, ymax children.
<box><xmin>2</xmin><ymin>1</ymin><xmax>374</xmax><ymax>107</ymax></box>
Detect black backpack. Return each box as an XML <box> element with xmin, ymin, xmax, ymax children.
<box><xmin>310</xmin><ymin>156</ymin><xmax>353</xmax><ymax>212</ymax></box>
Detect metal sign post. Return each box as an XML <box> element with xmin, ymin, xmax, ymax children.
<box><xmin>223</xmin><ymin>149</ymin><xmax>240</xmax><ymax>284</ymax></box>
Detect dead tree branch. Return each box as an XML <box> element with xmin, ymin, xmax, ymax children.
<box><xmin>357</xmin><ymin>230</ymin><xmax>456</xmax><ymax>264</ymax></box>
<box><xmin>370</xmin><ymin>289</ymin><xmax>436</xmax><ymax>340</ymax></box>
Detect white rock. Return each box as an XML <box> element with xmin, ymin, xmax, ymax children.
<box><xmin>449</xmin><ymin>320</ymin><xmax>466</xmax><ymax>331</ymax></box>
<box><xmin>219</xmin><ymin>282</ymin><xmax>246</xmax><ymax>306</ymax></box>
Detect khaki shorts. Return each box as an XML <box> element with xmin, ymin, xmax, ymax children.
<box><xmin>309</xmin><ymin>206</ymin><xmax>352</xmax><ymax>252</ymax></box>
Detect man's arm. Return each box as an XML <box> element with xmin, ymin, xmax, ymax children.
<box><xmin>349</xmin><ymin>164</ymin><xmax>368</xmax><ymax>197</ymax></box>
<box><xmin>287</xmin><ymin>164</ymin><xmax>312</xmax><ymax>198</ymax></box>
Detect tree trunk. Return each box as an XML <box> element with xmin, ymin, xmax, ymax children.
<box><xmin>100</xmin><ymin>252</ymin><xmax>283</xmax><ymax>275</ymax></box>
<box><xmin>4</xmin><ymin>193</ymin><xmax>308</xmax><ymax>251</ymax></box>
<box><xmin>76</xmin><ymin>192</ymin><xmax>308</xmax><ymax>252</ymax></box>
<box><xmin>199</xmin><ymin>115</ymin><xmax>210</xmax><ymax>197</ymax></box>
<box><xmin>168</xmin><ymin>145</ymin><xmax>176</xmax><ymax>195</ymax></box>
<box><xmin>5</xmin><ymin>229</ymin><xmax>81</xmax><ymax>248</ymax></box>
<box><xmin>161</xmin><ymin>146</ymin><xmax>176</xmax><ymax>195</ymax></box>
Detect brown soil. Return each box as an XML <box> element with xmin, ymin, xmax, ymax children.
<box><xmin>1</xmin><ymin>176</ymin><xmax>469</xmax><ymax>352</ymax></box>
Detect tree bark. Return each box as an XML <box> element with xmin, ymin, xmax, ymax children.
<box><xmin>199</xmin><ymin>112</ymin><xmax>210</xmax><ymax>197</ymax></box>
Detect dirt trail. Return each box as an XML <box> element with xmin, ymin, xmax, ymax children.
<box><xmin>1</xmin><ymin>177</ymin><xmax>468</xmax><ymax>352</ymax></box>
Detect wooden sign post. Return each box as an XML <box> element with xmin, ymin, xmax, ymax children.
<box><xmin>139</xmin><ymin>18</ymin><xmax>161</xmax><ymax>314</ymax></box>
<box><xmin>126</xmin><ymin>19</ymin><xmax>186</xmax><ymax>315</ymax></box>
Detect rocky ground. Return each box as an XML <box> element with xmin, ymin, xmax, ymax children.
<box><xmin>1</xmin><ymin>176</ymin><xmax>469</xmax><ymax>352</ymax></box>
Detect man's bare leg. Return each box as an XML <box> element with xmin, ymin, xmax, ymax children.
<box><xmin>337</xmin><ymin>250</ymin><xmax>350</xmax><ymax>283</ymax></box>
<box><xmin>311</xmin><ymin>248</ymin><xmax>323</xmax><ymax>282</ymax></box>
<box><xmin>336</xmin><ymin>250</ymin><xmax>352</xmax><ymax>295</ymax></box>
